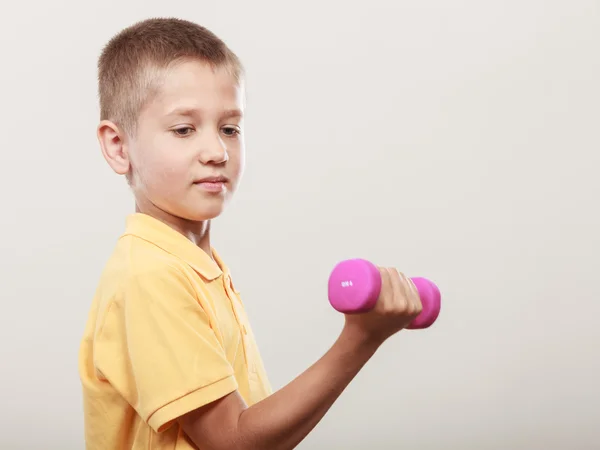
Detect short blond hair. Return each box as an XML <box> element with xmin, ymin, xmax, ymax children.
<box><xmin>98</xmin><ymin>17</ymin><xmax>243</xmax><ymax>136</ymax></box>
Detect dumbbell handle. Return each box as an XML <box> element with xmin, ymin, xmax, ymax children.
<box><xmin>327</xmin><ymin>258</ymin><xmax>441</xmax><ymax>329</ymax></box>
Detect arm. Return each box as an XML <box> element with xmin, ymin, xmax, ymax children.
<box><xmin>179</xmin><ymin>323</ymin><xmax>380</xmax><ymax>450</ymax></box>
<box><xmin>180</xmin><ymin>266</ymin><xmax>422</xmax><ymax>450</ymax></box>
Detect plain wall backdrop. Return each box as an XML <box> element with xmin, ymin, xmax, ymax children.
<box><xmin>0</xmin><ymin>1</ymin><xmax>598</xmax><ymax>449</ymax></box>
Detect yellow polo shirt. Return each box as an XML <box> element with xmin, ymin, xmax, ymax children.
<box><xmin>78</xmin><ymin>213</ymin><xmax>272</xmax><ymax>449</ymax></box>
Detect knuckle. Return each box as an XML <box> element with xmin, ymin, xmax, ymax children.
<box><xmin>384</xmin><ymin>298</ymin><xmax>400</xmax><ymax>314</ymax></box>
<box><xmin>414</xmin><ymin>304</ymin><xmax>423</xmax><ymax>315</ymax></box>
<box><xmin>395</xmin><ymin>299</ymin><xmax>408</xmax><ymax>314</ymax></box>
<box><xmin>378</xmin><ymin>267</ymin><xmax>390</xmax><ymax>281</ymax></box>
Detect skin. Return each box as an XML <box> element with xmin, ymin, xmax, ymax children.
<box><xmin>98</xmin><ymin>58</ymin><xmax>245</xmax><ymax>255</ymax></box>
<box><xmin>98</xmin><ymin>58</ymin><xmax>423</xmax><ymax>450</ymax></box>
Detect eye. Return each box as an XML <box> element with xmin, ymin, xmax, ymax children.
<box><xmin>171</xmin><ymin>126</ymin><xmax>194</xmax><ymax>137</ymax></box>
<box><xmin>222</xmin><ymin>126</ymin><xmax>240</xmax><ymax>137</ymax></box>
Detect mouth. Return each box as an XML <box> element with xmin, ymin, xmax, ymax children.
<box><xmin>195</xmin><ymin>175</ymin><xmax>228</xmax><ymax>183</ymax></box>
<box><xmin>194</xmin><ymin>175</ymin><xmax>228</xmax><ymax>192</ymax></box>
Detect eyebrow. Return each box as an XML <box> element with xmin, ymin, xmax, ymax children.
<box><xmin>165</xmin><ymin>107</ymin><xmax>243</xmax><ymax>119</ymax></box>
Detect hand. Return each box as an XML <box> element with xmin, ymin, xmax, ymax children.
<box><xmin>343</xmin><ymin>267</ymin><xmax>423</xmax><ymax>347</ymax></box>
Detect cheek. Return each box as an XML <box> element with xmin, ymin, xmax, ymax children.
<box><xmin>229</xmin><ymin>144</ymin><xmax>245</xmax><ymax>180</ymax></box>
<box><xmin>133</xmin><ymin>148</ymin><xmax>191</xmax><ymax>194</ymax></box>
<box><xmin>149</xmin><ymin>163</ymin><xmax>189</xmax><ymax>193</ymax></box>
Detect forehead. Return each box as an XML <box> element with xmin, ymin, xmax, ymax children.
<box><xmin>147</xmin><ymin>59</ymin><xmax>244</xmax><ymax>117</ymax></box>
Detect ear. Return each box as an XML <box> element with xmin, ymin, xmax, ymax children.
<box><xmin>97</xmin><ymin>120</ymin><xmax>130</xmax><ymax>175</ymax></box>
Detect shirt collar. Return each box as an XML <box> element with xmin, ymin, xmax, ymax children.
<box><xmin>121</xmin><ymin>213</ymin><xmax>228</xmax><ymax>281</ymax></box>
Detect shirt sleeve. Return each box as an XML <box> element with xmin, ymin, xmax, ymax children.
<box><xmin>93</xmin><ymin>262</ymin><xmax>238</xmax><ymax>433</ymax></box>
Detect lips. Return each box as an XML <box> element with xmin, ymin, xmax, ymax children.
<box><xmin>194</xmin><ymin>175</ymin><xmax>228</xmax><ymax>184</ymax></box>
<box><xmin>194</xmin><ymin>175</ymin><xmax>228</xmax><ymax>193</ymax></box>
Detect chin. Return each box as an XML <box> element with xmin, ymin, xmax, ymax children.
<box><xmin>182</xmin><ymin>205</ymin><xmax>226</xmax><ymax>222</ymax></box>
<box><xmin>158</xmin><ymin>192</ymin><xmax>231</xmax><ymax>222</ymax></box>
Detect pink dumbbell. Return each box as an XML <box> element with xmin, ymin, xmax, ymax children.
<box><xmin>327</xmin><ymin>258</ymin><xmax>441</xmax><ymax>329</ymax></box>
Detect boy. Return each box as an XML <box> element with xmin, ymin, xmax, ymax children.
<box><xmin>79</xmin><ymin>17</ymin><xmax>423</xmax><ymax>450</ymax></box>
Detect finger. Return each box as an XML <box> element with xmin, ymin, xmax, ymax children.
<box><xmin>407</xmin><ymin>276</ymin><xmax>423</xmax><ymax>314</ymax></box>
<box><xmin>377</xmin><ymin>266</ymin><xmax>391</xmax><ymax>308</ymax></box>
<box><xmin>399</xmin><ymin>271</ymin><xmax>421</xmax><ymax>314</ymax></box>
<box><xmin>390</xmin><ymin>268</ymin><xmax>407</xmax><ymax>311</ymax></box>
<box><xmin>413</xmin><ymin>279</ymin><xmax>424</xmax><ymax>314</ymax></box>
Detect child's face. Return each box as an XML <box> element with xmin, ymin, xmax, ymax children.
<box><xmin>127</xmin><ymin>59</ymin><xmax>245</xmax><ymax>223</ymax></box>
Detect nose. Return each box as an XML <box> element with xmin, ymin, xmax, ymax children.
<box><xmin>198</xmin><ymin>130</ymin><xmax>228</xmax><ymax>165</ymax></box>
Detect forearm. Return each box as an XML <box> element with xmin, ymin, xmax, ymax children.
<box><xmin>236</xmin><ymin>324</ymin><xmax>380</xmax><ymax>450</ymax></box>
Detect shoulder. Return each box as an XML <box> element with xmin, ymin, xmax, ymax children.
<box><xmin>116</xmin><ymin>233</ymin><xmax>186</xmax><ymax>270</ymax></box>
<box><xmin>110</xmin><ymin>234</ymin><xmax>193</xmax><ymax>283</ymax></box>
<box><xmin>96</xmin><ymin>234</ymin><xmax>199</xmax><ymax>317</ymax></box>
<box><xmin>90</xmin><ymin>237</ymin><xmax>207</xmax><ymax>347</ymax></box>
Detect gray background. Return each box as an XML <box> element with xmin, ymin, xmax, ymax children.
<box><xmin>0</xmin><ymin>1</ymin><xmax>598</xmax><ymax>449</ymax></box>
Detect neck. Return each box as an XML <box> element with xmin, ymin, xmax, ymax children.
<box><xmin>135</xmin><ymin>202</ymin><xmax>213</xmax><ymax>258</ymax></box>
